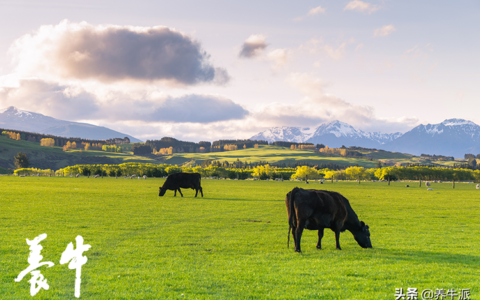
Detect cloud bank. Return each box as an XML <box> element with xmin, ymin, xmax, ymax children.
<box><xmin>10</xmin><ymin>20</ymin><xmax>229</xmax><ymax>86</ymax></box>
<box><xmin>0</xmin><ymin>79</ymin><xmax>247</xmax><ymax>123</ymax></box>
<box><xmin>250</xmin><ymin>73</ymin><xmax>418</xmax><ymax>133</ymax></box>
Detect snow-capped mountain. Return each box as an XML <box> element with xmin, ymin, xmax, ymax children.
<box><xmin>0</xmin><ymin>106</ymin><xmax>69</xmax><ymax>132</ymax></box>
<box><xmin>251</xmin><ymin>120</ymin><xmax>402</xmax><ymax>148</ymax></box>
<box><xmin>306</xmin><ymin>121</ymin><xmax>402</xmax><ymax>148</ymax></box>
<box><xmin>383</xmin><ymin>119</ymin><xmax>480</xmax><ymax>158</ymax></box>
<box><xmin>250</xmin><ymin>126</ymin><xmax>315</xmax><ymax>143</ymax></box>
<box><xmin>0</xmin><ymin>106</ymin><xmax>142</xmax><ymax>142</ymax></box>
<box><xmin>251</xmin><ymin>119</ymin><xmax>480</xmax><ymax>158</ymax></box>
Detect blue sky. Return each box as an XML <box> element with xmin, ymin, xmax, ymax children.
<box><xmin>0</xmin><ymin>0</ymin><xmax>479</xmax><ymax>141</ymax></box>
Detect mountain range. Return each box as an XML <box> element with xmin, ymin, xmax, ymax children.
<box><xmin>1</xmin><ymin>106</ymin><xmax>479</xmax><ymax>158</ymax></box>
<box><xmin>251</xmin><ymin>119</ymin><xmax>480</xmax><ymax>158</ymax></box>
<box><xmin>0</xmin><ymin>106</ymin><xmax>142</xmax><ymax>143</ymax></box>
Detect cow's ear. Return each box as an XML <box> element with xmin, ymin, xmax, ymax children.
<box><xmin>360</xmin><ymin>221</ymin><xmax>365</xmax><ymax>227</ymax></box>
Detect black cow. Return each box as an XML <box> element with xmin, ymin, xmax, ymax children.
<box><xmin>286</xmin><ymin>187</ymin><xmax>372</xmax><ymax>253</ymax></box>
<box><xmin>159</xmin><ymin>173</ymin><xmax>203</xmax><ymax>197</ymax></box>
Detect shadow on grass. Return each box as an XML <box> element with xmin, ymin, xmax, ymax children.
<box><xmin>375</xmin><ymin>248</ymin><xmax>480</xmax><ymax>267</ymax></box>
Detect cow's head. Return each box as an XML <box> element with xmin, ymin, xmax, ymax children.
<box><xmin>159</xmin><ymin>187</ymin><xmax>166</xmax><ymax>196</ymax></box>
<box><xmin>354</xmin><ymin>221</ymin><xmax>372</xmax><ymax>248</ymax></box>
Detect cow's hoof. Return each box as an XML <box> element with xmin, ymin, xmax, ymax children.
<box><xmin>295</xmin><ymin>249</ymin><xmax>301</xmax><ymax>253</ymax></box>
<box><xmin>316</xmin><ymin>246</ymin><xmax>322</xmax><ymax>250</ymax></box>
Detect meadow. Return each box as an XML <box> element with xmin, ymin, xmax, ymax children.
<box><xmin>1</xmin><ymin>177</ymin><xmax>479</xmax><ymax>299</ymax></box>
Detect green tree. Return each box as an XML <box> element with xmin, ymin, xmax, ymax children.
<box><xmin>14</xmin><ymin>152</ymin><xmax>30</xmax><ymax>169</ymax></box>
<box><xmin>467</xmin><ymin>157</ymin><xmax>477</xmax><ymax>169</ymax></box>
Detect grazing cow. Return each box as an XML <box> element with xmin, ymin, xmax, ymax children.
<box><xmin>286</xmin><ymin>187</ymin><xmax>372</xmax><ymax>253</ymax></box>
<box><xmin>159</xmin><ymin>173</ymin><xmax>203</xmax><ymax>197</ymax></box>
<box><xmin>426</xmin><ymin>181</ymin><xmax>431</xmax><ymax>187</ymax></box>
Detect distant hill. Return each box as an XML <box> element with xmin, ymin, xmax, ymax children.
<box><xmin>0</xmin><ymin>106</ymin><xmax>142</xmax><ymax>143</ymax></box>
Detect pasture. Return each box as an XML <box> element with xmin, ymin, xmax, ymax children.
<box><xmin>1</xmin><ymin>177</ymin><xmax>479</xmax><ymax>299</ymax></box>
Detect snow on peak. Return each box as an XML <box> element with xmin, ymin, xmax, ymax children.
<box><xmin>0</xmin><ymin>106</ymin><xmax>33</xmax><ymax>117</ymax></box>
<box><xmin>441</xmin><ymin>118</ymin><xmax>476</xmax><ymax>126</ymax></box>
<box><xmin>320</xmin><ymin>120</ymin><xmax>360</xmax><ymax>138</ymax></box>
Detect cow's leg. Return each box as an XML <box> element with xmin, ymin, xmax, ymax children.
<box><xmin>295</xmin><ymin>220</ymin><xmax>306</xmax><ymax>253</ymax></box>
<box><xmin>335</xmin><ymin>231</ymin><xmax>342</xmax><ymax>250</ymax></box>
<box><xmin>199</xmin><ymin>187</ymin><xmax>203</xmax><ymax>197</ymax></box>
<box><xmin>174</xmin><ymin>189</ymin><xmax>177</xmax><ymax>197</ymax></box>
<box><xmin>291</xmin><ymin>227</ymin><xmax>297</xmax><ymax>248</ymax></box>
<box><xmin>316</xmin><ymin>228</ymin><xmax>325</xmax><ymax>249</ymax></box>
<box><xmin>178</xmin><ymin>188</ymin><xmax>184</xmax><ymax>197</ymax></box>
<box><xmin>194</xmin><ymin>188</ymin><xmax>198</xmax><ymax>197</ymax></box>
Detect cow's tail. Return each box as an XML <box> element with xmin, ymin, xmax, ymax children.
<box><xmin>287</xmin><ymin>187</ymin><xmax>299</xmax><ymax>248</ymax></box>
<box><xmin>287</xmin><ymin>225</ymin><xmax>291</xmax><ymax>248</ymax></box>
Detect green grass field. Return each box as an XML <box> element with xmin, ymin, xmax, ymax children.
<box><xmin>1</xmin><ymin>177</ymin><xmax>479</xmax><ymax>299</ymax></box>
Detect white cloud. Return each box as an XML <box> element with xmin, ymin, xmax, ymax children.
<box><xmin>374</xmin><ymin>25</ymin><xmax>396</xmax><ymax>37</ymax></box>
<box><xmin>344</xmin><ymin>0</ymin><xmax>380</xmax><ymax>13</ymax></box>
<box><xmin>239</xmin><ymin>34</ymin><xmax>267</xmax><ymax>58</ymax></box>
<box><xmin>9</xmin><ymin>20</ymin><xmax>229</xmax><ymax>86</ymax></box>
<box><xmin>294</xmin><ymin>5</ymin><xmax>326</xmax><ymax>21</ymax></box>
<box><xmin>266</xmin><ymin>49</ymin><xmax>289</xmax><ymax>68</ymax></box>
<box><xmin>308</xmin><ymin>6</ymin><xmax>326</xmax><ymax>15</ymax></box>
<box><xmin>239</xmin><ymin>35</ymin><xmax>290</xmax><ymax>69</ymax></box>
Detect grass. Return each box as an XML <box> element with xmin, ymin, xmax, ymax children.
<box><xmin>1</xmin><ymin>177</ymin><xmax>479</xmax><ymax>299</ymax></box>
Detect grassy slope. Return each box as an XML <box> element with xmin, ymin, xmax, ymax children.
<box><xmin>0</xmin><ymin>136</ymin><xmax>159</xmax><ymax>169</ymax></box>
<box><xmin>165</xmin><ymin>145</ymin><xmax>379</xmax><ymax>168</ymax></box>
<box><xmin>1</xmin><ymin>178</ymin><xmax>478</xmax><ymax>299</ymax></box>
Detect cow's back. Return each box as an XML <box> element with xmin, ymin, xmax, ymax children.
<box><xmin>322</xmin><ymin>190</ymin><xmax>360</xmax><ymax>229</ymax></box>
<box><xmin>164</xmin><ymin>172</ymin><xmax>201</xmax><ymax>189</ymax></box>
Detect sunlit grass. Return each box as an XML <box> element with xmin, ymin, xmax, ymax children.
<box><xmin>1</xmin><ymin>177</ymin><xmax>479</xmax><ymax>299</ymax></box>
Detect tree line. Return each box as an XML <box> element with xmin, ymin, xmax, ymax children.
<box><xmin>13</xmin><ymin>163</ymin><xmax>480</xmax><ymax>182</ymax></box>
<box><xmin>1</xmin><ymin>128</ymin><xmax>111</xmax><ymax>147</ymax></box>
